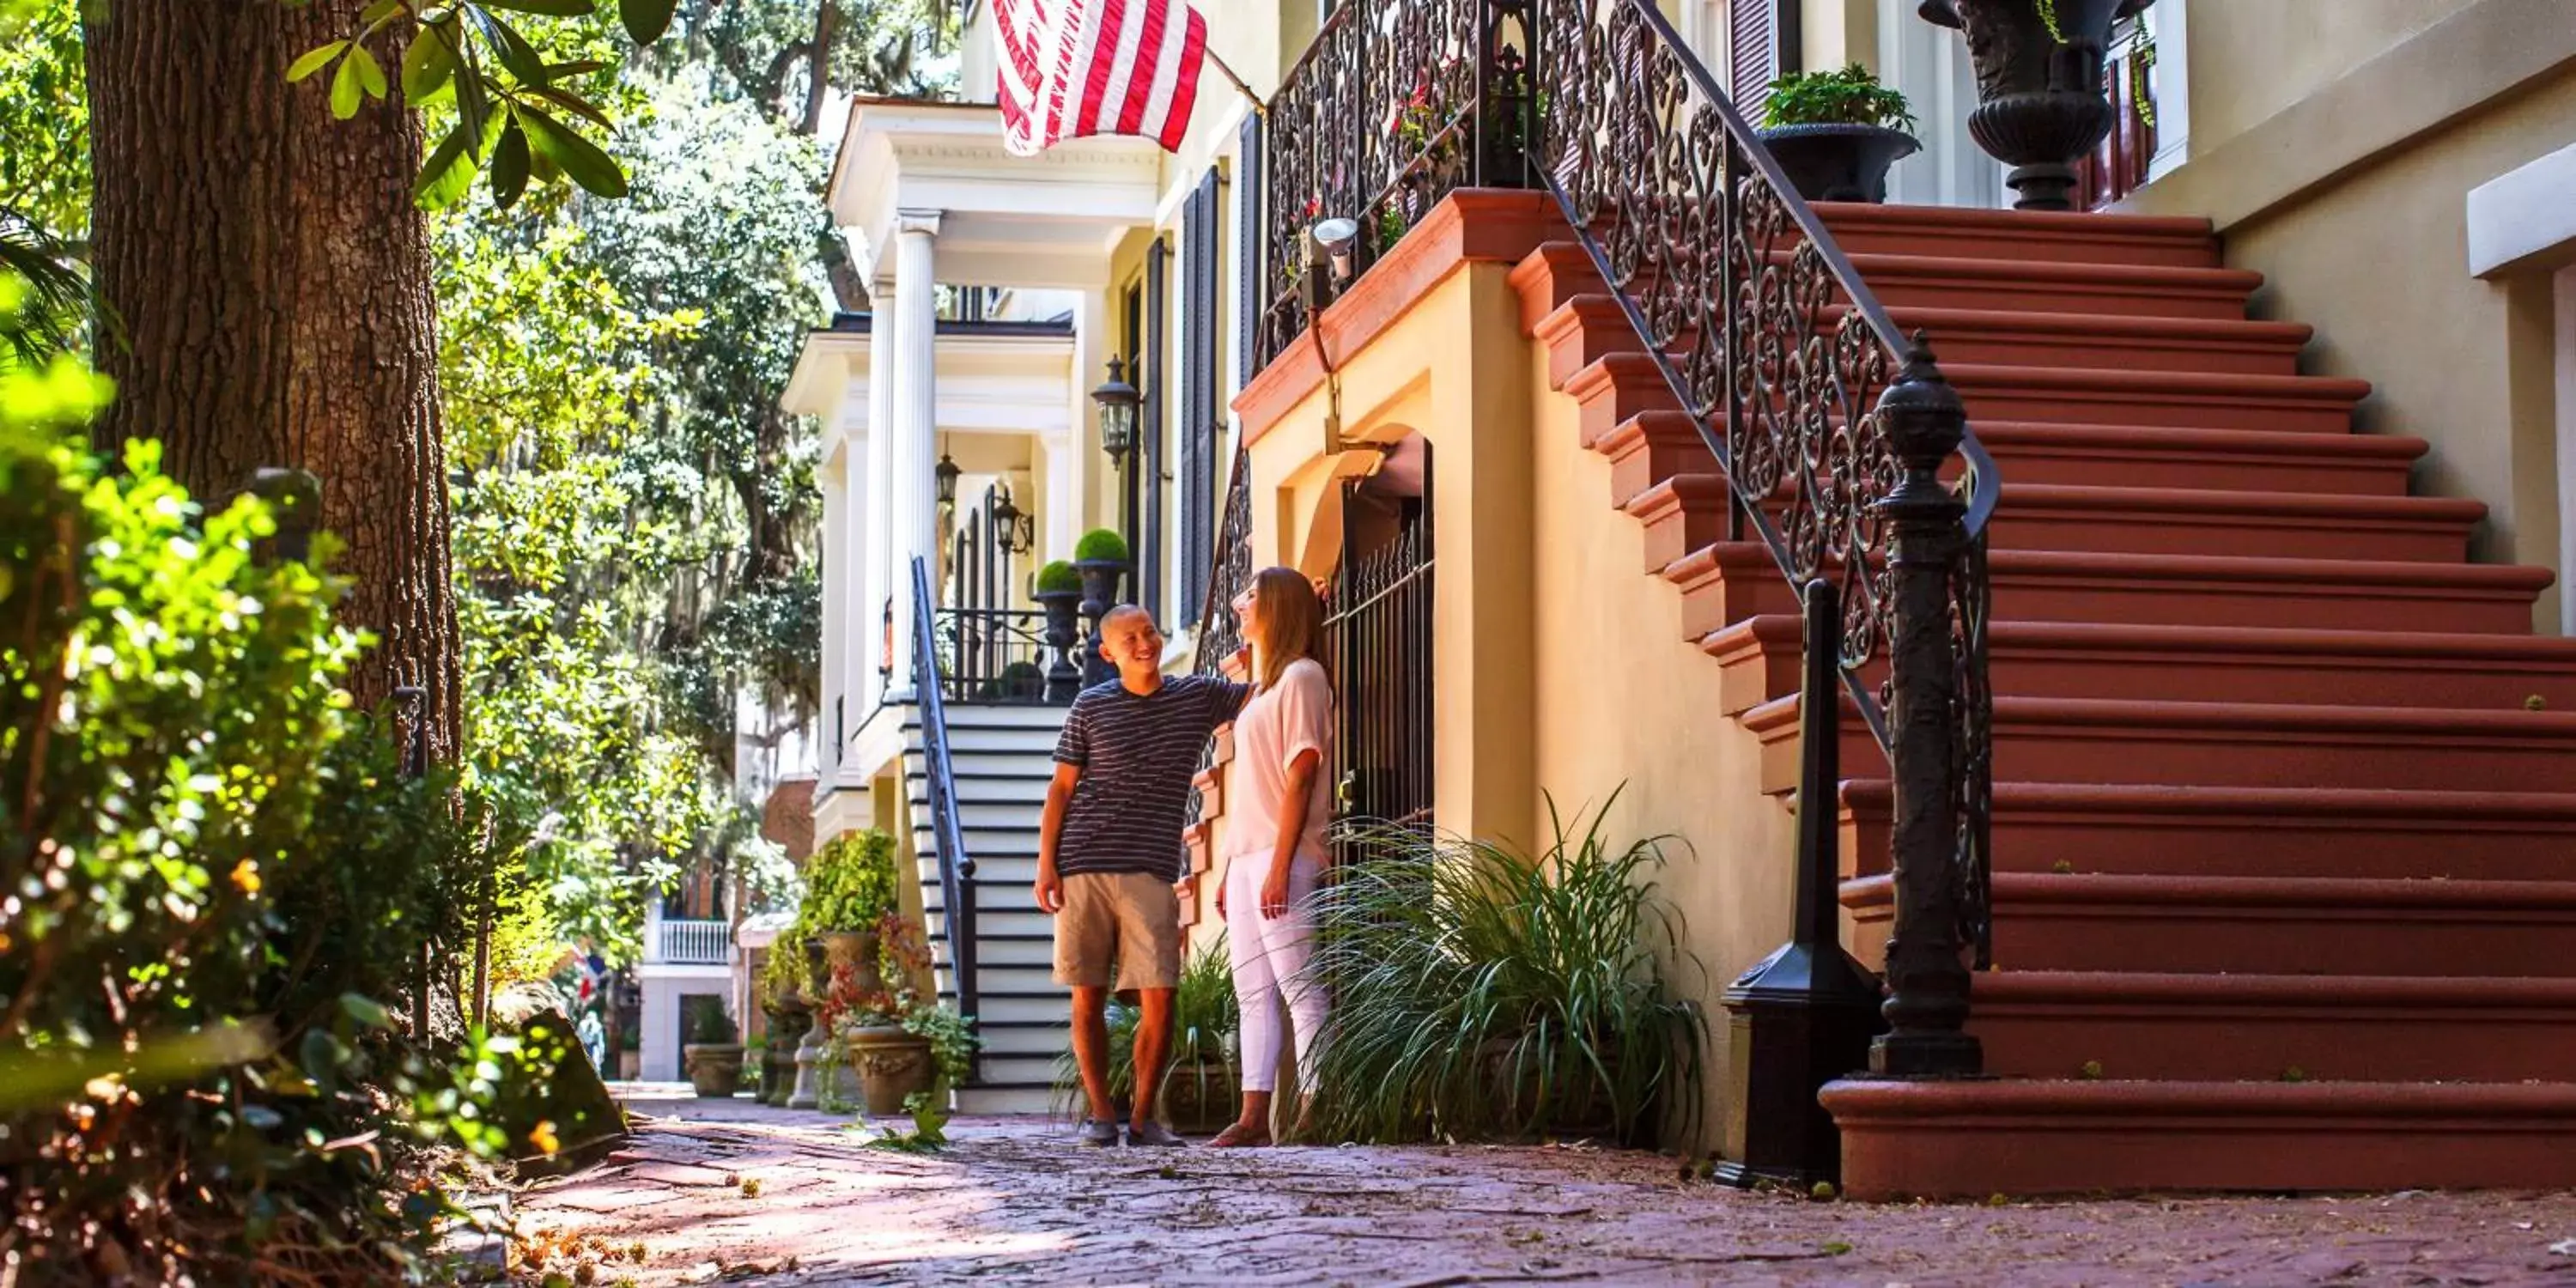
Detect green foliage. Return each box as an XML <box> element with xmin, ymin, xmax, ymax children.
<box><xmin>1074</xmin><ymin>527</ymin><xmax>1131</xmax><ymax>564</ymax></box>
<box><xmin>1759</xmin><ymin>64</ymin><xmax>1916</xmax><ymax>134</ymax></box>
<box><xmin>1305</xmin><ymin>795</ymin><xmax>1704</xmax><ymax>1146</ymax></box>
<box><xmin>295</xmin><ymin>0</ymin><xmax>659</xmax><ymax>208</ymax></box>
<box><xmin>684</xmin><ymin>999</ymin><xmax>739</xmax><ymax>1044</ymax></box>
<box><xmin>793</xmin><ymin>829</ymin><xmax>900</xmax><ymax>936</ymax></box>
<box><xmin>1053</xmin><ymin>939</ymin><xmax>1237</xmax><ymax>1114</ymax></box>
<box><xmin>0</xmin><ymin>366</ymin><xmax>544</xmax><ymax>1284</ymax></box>
<box><xmin>902</xmin><ymin>1002</ymin><xmax>979</xmax><ymax>1088</ymax></box>
<box><xmin>681</xmin><ymin>0</ymin><xmax>963</xmax><ymax>115</ymax></box>
<box><xmin>1035</xmin><ymin>560</ymin><xmax>1081</xmax><ymax>595</ymax></box>
<box><xmin>0</xmin><ymin>0</ymin><xmax>89</xmax><ymax>365</ymax></box>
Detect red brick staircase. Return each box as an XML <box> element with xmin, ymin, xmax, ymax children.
<box><xmin>1511</xmin><ymin>202</ymin><xmax>2576</xmax><ymax>1198</ymax></box>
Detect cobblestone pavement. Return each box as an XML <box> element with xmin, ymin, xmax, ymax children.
<box><xmin>506</xmin><ymin>1091</ymin><xmax>2576</xmax><ymax>1287</ymax></box>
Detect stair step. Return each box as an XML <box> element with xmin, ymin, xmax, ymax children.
<box><xmin>1757</xmin><ymin>695</ymin><xmax>2576</xmax><ymax>795</ymax></box>
<box><xmin>1814</xmin><ymin>203</ymin><xmax>2223</xmax><ymax>270</ymax></box>
<box><xmin>1971</xmin><ymin>972</ymin><xmax>2576</xmax><ymax>1083</ymax></box>
<box><xmin>1820</xmin><ymin>1078</ymin><xmax>2576</xmax><ymax>1200</ymax></box>
<box><xmin>1847</xmin><ymin>252</ymin><xmax>2265</xmax><ymax>321</ymax></box>
<box><xmin>1708</xmin><ymin>618</ymin><xmax>2576</xmax><ymax>713</ymax></box>
<box><xmin>1842</xmin><ymin>781</ymin><xmax>2576</xmax><ymax>884</ymax></box>
<box><xmin>1844</xmin><ymin>872</ymin><xmax>2576</xmax><ymax>976</ymax></box>
<box><xmin>1947</xmin><ymin>363</ymin><xmax>2369</xmax><ymax>434</ymax></box>
<box><xmin>953</xmin><ymin>1084</ymin><xmax>1059</xmax><ymax>1115</ymax></box>
<box><xmin>1882</xmin><ymin>306</ymin><xmax>2311</xmax><ymax>376</ymax></box>
<box><xmin>1641</xmin><ymin>478</ymin><xmax>2479</xmax><ymax>568</ymax></box>
<box><xmin>1669</xmin><ymin>544</ymin><xmax>2550</xmax><ymax>640</ymax></box>
<box><xmin>1966</xmin><ymin>422</ymin><xmax>2422</xmax><ymax>496</ymax></box>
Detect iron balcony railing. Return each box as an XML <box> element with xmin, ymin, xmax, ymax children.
<box><xmin>651</xmin><ymin>918</ymin><xmax>732</xmax><ymax>966</ymax></box>
<box><xmin>910</xmin><ymin>557</ymin><xmax>981</xmax><ymax>1037</ymax></box>
<box><xmin>934</xmin><ymin>607</ymin><xmax>1060</xmax><ymax>706</ymax></box>
<box><xmin>1259</xmin><ymin>0</ymin><xmax>1998</xmax><ymax>1076</ymax></box>
<box><xmin>1193</xmin><ymin>438</ymin><xmax>1256</xmax><ymax>673</ymax></box>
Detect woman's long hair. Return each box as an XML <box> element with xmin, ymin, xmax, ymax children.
<box><xmin>1249</xmin><ymin>565</ymin><xmax>1328</xmax><ymax>692</ymax></box>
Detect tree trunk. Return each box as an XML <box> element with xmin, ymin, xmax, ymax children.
<box><xmin>84</xmin><ymin>0</ymin><xmax>461</xmax><ymax>760</ymax></box>
<box><xmin>799</xmin><ymin>0</ymin><xmax>836</xmax><ymax>136</ymax></box>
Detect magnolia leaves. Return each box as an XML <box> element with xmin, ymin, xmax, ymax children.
<box><xmin>290</xmin><ymin>1</ymin><xmax>670</xmax><ymax>212</ymax></box>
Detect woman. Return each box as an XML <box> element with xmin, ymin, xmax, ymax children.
<box><xmin>1206</xmin><ymin>567</ymin><xmax>1334</xmax><ymax>1148</ymax></box>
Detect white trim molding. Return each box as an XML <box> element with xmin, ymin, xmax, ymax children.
<box><xmin>2468</xmin><ymin>140</ymin><xmax>2576</xmax><ymax>280</ymax></box>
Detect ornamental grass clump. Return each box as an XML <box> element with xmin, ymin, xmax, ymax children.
<box><xmin>1304</xmin><ymin>793</ymin><xmax>1704</xmax><ymax>1147</ymax></box>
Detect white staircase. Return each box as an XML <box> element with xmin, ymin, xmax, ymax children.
<box><xmin>904</xmin><ymin>700</ymin><xmax>1069</xmax><ymax>1115</ymax></box>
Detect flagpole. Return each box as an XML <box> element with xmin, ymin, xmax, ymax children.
<box><xmin>1204</xmin><ymin>48</ymin><xmax>1267</xmax><ymax>118</ymax></box>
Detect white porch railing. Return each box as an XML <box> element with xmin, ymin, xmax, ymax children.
<box><xmin>652</xmin><ymin>918</ymin><xmax>732</xmax><ymax>965</ymax></box>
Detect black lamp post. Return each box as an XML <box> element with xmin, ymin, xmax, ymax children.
<box><xmin>1091</xmin><ymin>355</ymin><xmax>1141</xmax><ymax>554</ymax></box>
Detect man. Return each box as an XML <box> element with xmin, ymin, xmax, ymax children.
<box><xmin>1036</xmin><ymin>605</ymin><xmax>1249</xmax><ymax>1147</ymax></box>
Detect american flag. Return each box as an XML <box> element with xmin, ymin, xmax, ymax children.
<box><xmin>995</xmin><ymin>0</ymin><xmax>1209</xmax><ymax>157</ymax></box>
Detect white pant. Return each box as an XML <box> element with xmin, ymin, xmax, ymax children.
<box><xmin>1224</xmin><ymin>854</ymin><xmax>1327</xmax><ymax>1095</ymax></box>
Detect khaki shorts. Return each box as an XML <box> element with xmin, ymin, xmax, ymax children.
<box><xmin>1053</xmin><ymin>871</ymin><xmax>1182</xmax><ymax>991</ymax></box>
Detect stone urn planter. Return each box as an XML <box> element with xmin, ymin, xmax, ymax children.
<box><xmin>683</xmin><ymin>1042</ymin><xmax>744</xmax><ymax>1097</ymax></box>
<box><xmin>762</xmin><ymin>1006</ymin><xmax>811</xmax><ymax>1107</ymax></box>
<box><xmin>820</xmin><ymin>927</ymin><xmax>886</xmax><ymax>996</ymax></box>
<box><xmin>1756</xmin><ymin>123</ymin><xmax>1922</xmax><ymax>204</ymax></box>
<box><xmin>846</xmin><ymin>1023</ymin><xmax>938</xmax><ymax>1115</ymax></box>
<box><xmin>1034</xmin><ymin>586</ymin><xmax>1084</xmax><ymax>702</ymax></box>
<box><xmin>1919</xmin><ymin>0</ymin><xmax>2155</xmax><ymax>210</ymax></box>
<box><xmin>1074</xmin><ymin>559</ymin><xmax>1129</xmax><ymax>689</ymax></box>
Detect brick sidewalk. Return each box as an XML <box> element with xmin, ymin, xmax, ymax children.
<box><xmin>506</xmin><ymin>1093</ymin><xmax>2576</xmax><ymax>1286</ymax></box>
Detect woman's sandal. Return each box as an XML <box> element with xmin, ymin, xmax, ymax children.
<box><xmin>1205</xmin><ymin>1122</ymin><xmax>1273</xmax><ymax>1148</ymax></box>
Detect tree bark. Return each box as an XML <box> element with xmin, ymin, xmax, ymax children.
<box><xmin>84</xmin><ymin>0</ymin><xmax>460</xmax><ymax>760</ymax></box>
<box><xmin>799</xmin><ymin>0</ymin><xmax>836</xmax><ymax>136</ymax></box>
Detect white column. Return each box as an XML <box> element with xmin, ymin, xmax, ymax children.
<box><xmin>864</xmin><ymin>267</ymin><xmax>898</xmax><ymax>711</ymax></box>
<box><xmin>889</xmin><ymin>210</ymin><xmax>942</xmax><ymax>693</ymax></box>
<box><xmin>817</xmin><ymin>451</ymin><xmax>846</xmax><ymax>775</ymax></box>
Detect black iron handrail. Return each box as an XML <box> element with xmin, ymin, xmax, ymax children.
<box><xmin>909</xmin><ymin>556</ymin><xmax>980</xmax><ymax>1036</ymax></box>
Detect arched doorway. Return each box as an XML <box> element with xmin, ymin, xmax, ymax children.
<box><xmin>1326</xmin><ymin>434</ymin><xmax>1433</xmax><ymax>842</ymax></box>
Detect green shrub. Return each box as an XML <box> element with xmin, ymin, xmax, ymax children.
<box><xmin>0</xmin><ymin>364</ymin><xmax>539</xmax><ymax>1284</ymax></box>
<box><xmin>1054</xmin><ymin>938</ymin><xmax>1237</xmax><ymax>1114</ymax></box>
<box><xmin>761</xmin><ymin>828</ymin><xmax>901</xmax><ymax>1007</ymax></box>
<box><xmin>685</xmin><ymin>999</ymin><xmax>739</xmax><ymax>1045</ymax></box>
<box><xmin>1073</xmin><ymin>527</ymin><xmax>1130</xmax><ymax>564</ymax></box>
<box><xmin>1760</xmin><ymin>64</ymin><xmax>1915</xmax><ymax>133</ymax></box>
<box><xmin>1305</xmin><ymin>793</ymin><xmax>1704</xmax><ymax>1146</ymax></box>
<box><xmin>1036</xmin><ymin>560</ymin><xmax>1081</xmax><ymax>595</ymax></box>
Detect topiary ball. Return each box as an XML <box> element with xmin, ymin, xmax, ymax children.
<box><xmin>1036</xmin><ymin>560</ymin><xmax>1081</xmax><ymax>594</ymax></box>
<box><xmin>1074</xmin><ymin>527</ymin><xmax>1130</xmax><ymax>564</ymax></box>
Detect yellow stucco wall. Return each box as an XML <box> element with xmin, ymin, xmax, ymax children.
<box><xmin>2123</xmin><ymin>0</ymin><xmax>2576</xmax><ymax>629</ymax></box>
<box><xmin>1242</xmin><ymin>247</ymin><xmax>1804</xmax><ymax>1147</ymax></box>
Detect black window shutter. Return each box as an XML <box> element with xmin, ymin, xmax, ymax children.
<box><xmin>1143</xmin><ymin>237</ymin><xmax>1167</xmax><ymax>622</ymax></box>
<box><xmin>1176</xmin><ymin>188</ymin><xmax>1205</xmax><ymax>626</ymax></box>
<box><xmin>1235</xmin><ymin>114</ymin><xmax>1262</xmax><ymax>395</ymax></box>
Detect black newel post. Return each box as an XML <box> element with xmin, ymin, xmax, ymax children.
<box><xmin>1868</xmin><ymin>337</ymin><xmax>1983</xmax><ymax>1078</ymax></box>
<box><xmin>1718</xmin><ymin>578</ymin><xmax>1886</xmax><ymax>1188</ymax></box>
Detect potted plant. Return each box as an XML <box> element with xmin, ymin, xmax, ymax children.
<box><xmin>758</xmin><ymin>945</ymin><xmax>812</xmax><ymax>1106</ymax></box>
<box><xmin>1072</xmin><ymin>528</ymin><xmax>1132</xmax><ymax>687</ymax></box>
<box><xmin>805</xmin><ymin>830</ymin><xmax>901</xmax><ymax>992</ymax></box>
<box><xmin>1919</xmin><ymin>0</ymin><xmax>2156</xmax><ymax>209</ymax></box>
<box><xmin>1034</xmin><ymin>560</ymin><xmax>1084</xmax><ymax>703</ymax></box>
<box><xmin>681</xmin><ymin>1004</ymin><xmax>744</xmax><ymax>1098</ymax></box>
<box><xmin>1051</xmin><ymin>939</ymin><xmax>1239</xmax><ymax>1134</ymax></box>
<box><xmin>1755</xmin><ymin>64</ymin><xmax>1920</xmax><ymax>204</ymax></box>
<box><xmin>1301</xmin><ymin>795</ymin><xmax>1704</xmax><ymax>1147</ymax></box>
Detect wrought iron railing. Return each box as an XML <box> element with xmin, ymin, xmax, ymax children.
<box><xmin>1256</xmin><ymin>0</ymin><xmax>1997</xmax><ymax>1075</ymax></box>
<box><xmin>1527</xmin><ymin>0</ymin><xmax>1996</xmax><ymax>1074</ymax></box>
<box><xmin>909</xmin><ymin>557</ymin><xmax>980</xmax><ymax>1037</ymax></box>
<box><xmin>934</xmin><ymin>607</ymin><xmax>1058</xmax><ymax>705</ymax></box>
<box><xmin>1193</xmin><ymin>438</ymin><xmax>1256</xmax><ymax>673</ymax></box>
<box><xmin>1254</xmin><ymin>0</ymin><xmax>1533</xmax><ymax>370</ymax></box>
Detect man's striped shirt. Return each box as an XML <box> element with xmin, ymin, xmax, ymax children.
<box><xmin>1052</xmin><ymin>674</ymin><xmax>1250</xmax><ymax>881</ymax></box>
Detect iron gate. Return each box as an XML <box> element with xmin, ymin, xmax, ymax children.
<box><xmin>1326</xmin><ymin>476</ymin><xmax>1434</xmax><ymax>846</ymax></box>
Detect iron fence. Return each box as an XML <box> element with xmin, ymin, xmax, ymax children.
<box><xmin>935</xmin><ymin>607</ymin><xmax>1059</xmax><ymax>706</ymax></box>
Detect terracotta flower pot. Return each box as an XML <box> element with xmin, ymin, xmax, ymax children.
<box><xmin>821</xmin><ymin>928</ymin><xmax>886</xmax><ymax>997</ymax></box>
